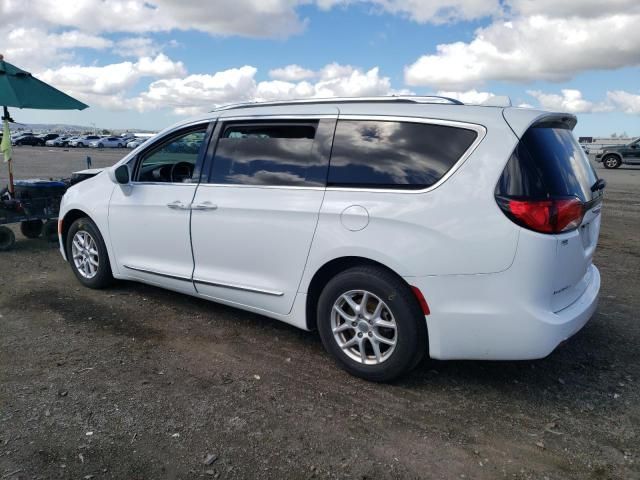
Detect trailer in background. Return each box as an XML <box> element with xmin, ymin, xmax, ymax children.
<box><xmin>0</xmin><ymin>179</ymin><xmax>67</xmax><ymax>251</ymax></box>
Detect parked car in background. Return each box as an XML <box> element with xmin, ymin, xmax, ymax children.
<box><xmin>59</xmin><ymin>136</ymin><xmax>80</xmax><ymax>147</ymax></box>
<box><xmin>69</xmin><ymin>135</ymin><xmax>101</xmax><ymax>148</ymax></box>
<box><xmin>11</xmin><ymin>132</ymin><xmax>33</xmax><ymax>144</ymax></box>
<box><xmin>46</xmin><ymin>135</ymin><xmax>67</xmax><ymax>146</ymax></box>
<box><xmin>58</xmin><ymin>96</ymin><xmax>604</xmax><ymax>382</ymax></box>
<box><xmin>38</xmin><ymin>133</ymin><xmax>59</xmax><ymax>143</ymax></box>
<box><xmin>14</xmin><ymin>135</ymin><xmax>45</xmax><ymax>146</ymax></box>
<box><xmin>126</xmin><ymin>138</ymin><xmax>150</xmax><ymax>149</ymax></box>
<box><xmin>89</xmin><ymin>137</ymin><xmax>126</xmax><ymax>148</ymax></box>
<box><xmin>595</xmin><ymin>137</ymin><xmax>640</xmax><ymax>168</ymax></box>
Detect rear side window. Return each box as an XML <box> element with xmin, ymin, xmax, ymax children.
<box><xmin>328</xmin><ymin>120</ymin><xmax>478</xmax><ymax>189</ymax></box>
<box><xmin>211</xmin><ymin>121</ymin><xmax>326</xmax><ymax>187</ymax></box>
<box><xmin>496</xmin><ymin>127</ymin><xmax>598</xmax><ymax>202</ymax></box>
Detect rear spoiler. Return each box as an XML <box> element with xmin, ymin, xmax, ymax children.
<box><xmin>502</xmin><ymin>109</ymin><xmax>577</xmax><ymax>139</ymax></box>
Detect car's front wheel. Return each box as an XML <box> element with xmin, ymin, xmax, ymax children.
<box><xmin>603</xmin><ymin>155</ymin><xmax>622</xmax><ymax>169</ymax></box>
<box><xmin>317</xmin><ymin>265</ymin><xmax>427</xmax><ymax>382</ymax></box>
<box><xmin>66</xmin><ymin>217</ymin><xmax>113</xmax><ymax>289</ymax></box>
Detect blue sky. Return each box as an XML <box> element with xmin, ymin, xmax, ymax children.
<box><xmin>2</xmin><ymin>0</ymin><xmax>639</xmax><ymax>137</ymax></box>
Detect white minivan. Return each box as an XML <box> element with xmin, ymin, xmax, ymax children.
<box><xmin>58</xmin><ymin>96</ymin><xmax>604</xmax><ymax>381</ymax></box>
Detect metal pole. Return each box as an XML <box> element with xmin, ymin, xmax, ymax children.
<box><xmin>2</xmin><ymin>106</ymin><xmax>14</xmax><ymax>196</ymax></box>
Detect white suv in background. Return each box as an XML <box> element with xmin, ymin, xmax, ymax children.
<box><xmin>89</xmin><ymin>136</ymin><xmax>126</xmax><ymax>148</ymax></box>
<box><xmin>57</xmin><ymin>96</ymin><xmax>604</xmax><ymax>381</ymax></box>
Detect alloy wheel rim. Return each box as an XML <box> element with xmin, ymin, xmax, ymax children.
<box><xmin>71</xmin><ymin>230</ymin><xmax>99</xmax><ymax>279</ymax></box>
<box><xmin>331</xmin><ymin>290</ymin><xmax>397</xmax><ymax>365</ymax></box>
<box><xmin>606</xmin><ymin>157</ymin><xmax>618</xmax><ymax>167</ymax></box>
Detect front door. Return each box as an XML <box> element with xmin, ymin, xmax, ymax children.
<box><xmin>108</xmin><ymin>123</ymin><xmax>211</xmax><ymax>294</ymax></box>
<box><xmin>190</xmin><ymin>114</ymin><xmax>336</xmax><ymax>315</ymax></box>
<box><xmin>625</xmin><ymin>139</ymin><xmax>640</xmax><ymax>164</ymax></box>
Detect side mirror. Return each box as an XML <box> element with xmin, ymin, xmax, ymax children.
<box><xmin>631</xmin><ymin>144</ymin><xmax>638</xmax><ymax>149</ymax></box>
<box><xmin>114</xmin><ymin>164</ymin><xmax>131</xmax><ymax>184</ymax></box>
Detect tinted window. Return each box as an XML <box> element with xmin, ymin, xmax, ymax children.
<box><xmin>496</xmin><ymin>127</ymin><xmax>598</xmax><ymax>202</ymax></box>
<box><xmin>211</xmin><ymin>121</ymin><xmax>326</xmax><ymax>186</ymax></box>
<box><xmin>328</xmin><ymin>120</ymin><xmax>478</xmax><ymax>189</ymax></box>
<box><xmin>136</xmin><ymin>128</ymin><xmax>207</xmax><ymax>183</ymax></box>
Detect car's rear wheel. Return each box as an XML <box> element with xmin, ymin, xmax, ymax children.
<box><xmin>66</xmin><ymin>217</ymin><xmax>113</xmax><ymax>289</ymax></box>
<box><xmin>317</xmin><ymin>265</ymin><xmax>427</xmax><ymax>382</ymax></box>
<box><xmin>603</xmin><ymin>155</ymin><xmax>622</xmax><ymax>169</ymax></box>
<box><xmin>0</xmin><ymin>226</ymin><xmax>16</xmax><ymax>251</ymax></box>
<box><xmin>20</xmin><ymin>219</ymin><xmax>43</xmax><ymax>239</ymax></box>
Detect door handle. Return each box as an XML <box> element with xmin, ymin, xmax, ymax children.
<box><xmin>191</xmin><ymin>201</ymin><xmax>218</xmax><ymax>211</ymax></box>
<box><xmin>167</xmin><ymin>200</ymin><xmax>190</xmax><ymax>210</ymax></box>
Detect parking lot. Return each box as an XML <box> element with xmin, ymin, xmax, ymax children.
<box><xmin>1</xmin><ymin>146</ymin><xmax>639</xmax><ymax>479</ymax></box>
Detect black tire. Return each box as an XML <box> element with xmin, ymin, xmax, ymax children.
<box><xmin>66</xmin><ymin>217</ymin><xmax>113</xmax><ymax>289</ymax></box>
<box><xmin>20</xmin><ymin>219</ymin><xmax>43</xmax><ymax>239</ymax></box>
<box><xmin>43</xmin><ymin>220</ymin><xmax>59</xmax><ymax>243</ymax></box>
<box><xmin>117</xmin><ymin>143</ymin><xmax>123</xmax><ymax>148</ymax></box>
<box><xmin>603</xmin><ymin>155</ymin><xmax>622</xmax><ymax>169</ymax></box>
<box><xmin>317</xmin><ymin>265</ymin><xmax>427</xmax><ymax>382</ymax></box>
<box><xmin>98</xmin><ymin>143</ymin><xmax>104</xmax><ymax>148</ymax></box>
<box><xmin>77</xmin><ymin>142</ymin><xmax>84</xmax><ymax>148</ymax></box>
<box><xmin>0</xmin><ymin>226</ymin><xmax>16</xmax><ymax>251</ymax></box>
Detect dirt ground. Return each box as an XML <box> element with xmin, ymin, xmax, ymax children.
<box><xmin>1</xmin><ymin>147</ymin><xmax>639</xmax><ymax>479</ymax></box>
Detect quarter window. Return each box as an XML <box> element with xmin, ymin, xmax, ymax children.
<box><xmin>136</xmin><ymin>128</ymin><xmax>207</xmax><ymax>183</ymax></box>
<box><xmin>328</xmin><ymin>120</ymin><xmax>478</xmax><ymax>189</ymax></box>
<box><xmin>210</xmin><ymin>121</ymin><xmax>325</xmax><ymax>187</ymax></box>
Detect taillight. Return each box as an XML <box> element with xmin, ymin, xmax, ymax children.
<box><xmin>496</xmin><ymin>196</ymin><xmax>584</xmax><ymax>234</ymax></box>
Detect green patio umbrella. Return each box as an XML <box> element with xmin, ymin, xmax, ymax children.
<box><xmin>0</xmin><ymin>53</ymin><xmax>88</xmax><ymax>195</ymax></box>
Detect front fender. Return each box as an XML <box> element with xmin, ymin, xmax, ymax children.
<box><xmin>59</xmin><ymin>173</ymin><xmax>117</xmax><ymax>274</ymax></box>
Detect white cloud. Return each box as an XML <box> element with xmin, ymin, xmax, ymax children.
<box><xmin>436</xmin><ymin>89</ymin><xmax>495</xmax><ymax>104</ymax></box>
<box><xmin>0</xmin><ymin>0</ymin><xmax>308</xmax><ymax>38</ymax></box>
<box><xmin>114</xmin><ymin>38</ymin><xmax>161</xmax><ymax>58</ymax></box>
<box><xmin>506</xmin><ymin>0</ymin><xmax>640</xmax><ymax>18</ymax></box>
<box><xmin>136</xmin><ymin>66</ymin><xmax>259</xmax><ymax>113</ymax></box>
<box><xmin>269</xmin><ymin>65</ymin><xmax>316</xmax><ymax>81</ymax></box>
<box><xmin>2</xmin><ymin>27</ymin><xmax>113</xmax><ymax>71</ymax></box>
<box><xmin>38</xmin><ymin>54</ymin><xmax>186</xmax><ymax>110</ymax></box>
<box><xmin>135</xmin><ymin>63</ymin><xmax>408</xmax><ymax>114</ymax></box>
<box><xmin>527</xmin><ymin>89</ymin><xmax>611</xmax><ymax>114</ymax></box>
<box><xmin>405</xmin><ymin>14</ymin><xmax>640</xmax><ymax>89</ymax></box>
<box><xmin>606</xmin><ymin>91</ymin><xmax>640</xmax><ymax>114</ymax></box>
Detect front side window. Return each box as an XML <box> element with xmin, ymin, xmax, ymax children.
<box><xmin>136</xmin><ymin>127</ymin><xmax>207</xmax><ymax>183</ymax></box>
<box><xmin>328</xmin><ymin>120</ymin><xmax>478</xmax><ymax>189</ymax></box>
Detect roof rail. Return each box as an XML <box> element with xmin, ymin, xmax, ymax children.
<box><xmin>211</xmin><ymin>95</ymin><xmax>464</xmax><ymax>112</ymax></box>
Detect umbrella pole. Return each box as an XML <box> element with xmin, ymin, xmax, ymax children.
<box><xmin>2</xmin><ymin>106</ymin><xmax>14</xmax><ymax>196</ymax></box>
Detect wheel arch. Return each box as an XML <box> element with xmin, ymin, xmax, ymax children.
<box><xmin>603</xmin><ymin>152</ymin><xmax>623</xmax><ymax>161</ymax></box>
<box><xmin>60</xmin><ymin>209</ymin><xmax>96</xmax><ymax>255</ymax></box>
<box><xmin>304</xmin><ymin>256</ymin><xmax>418</xmax><ymax>331</ymax></box>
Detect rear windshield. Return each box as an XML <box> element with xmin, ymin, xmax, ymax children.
<box><xmin>496</xmin><ymin>127</ymin><xmax>598</xmax><ymax>202</ymax></box>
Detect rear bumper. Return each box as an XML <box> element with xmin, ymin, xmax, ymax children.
<box><xmin>407</xmin><ymin>264</ymin><xmax>600</xmax><ymax>360</ymax></box>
